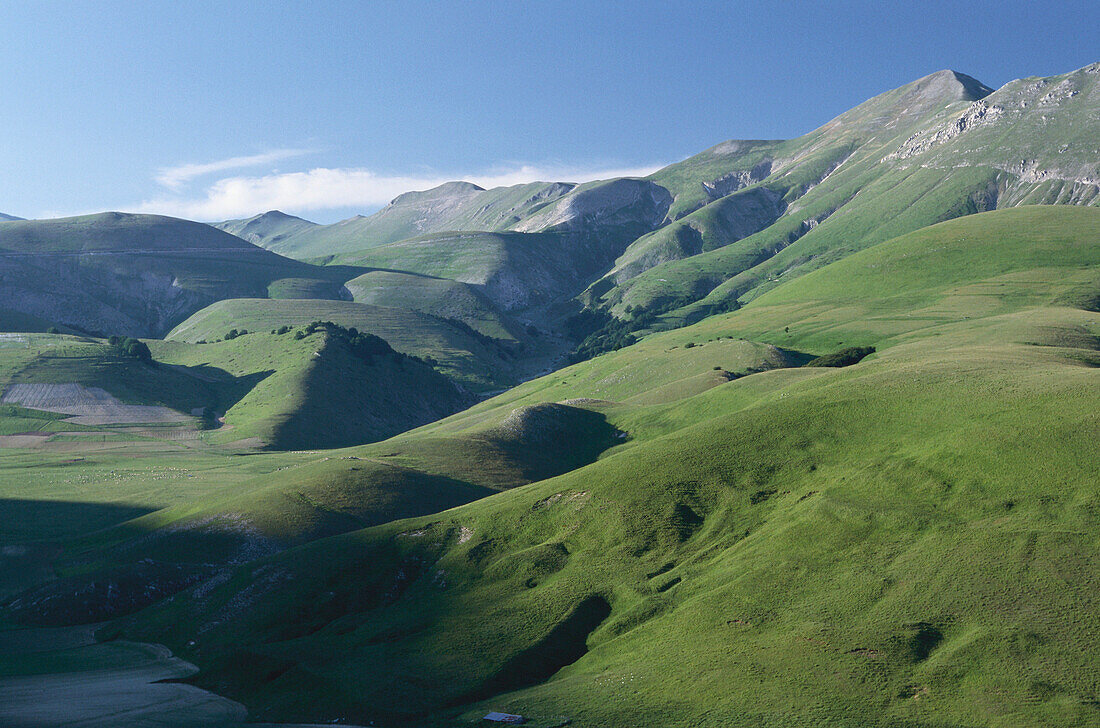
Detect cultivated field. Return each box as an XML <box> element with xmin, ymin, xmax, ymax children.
<box><xmin>2</xmin><ymin>383</ymin><xmax>191</xmax><ymax>425</ymax></box>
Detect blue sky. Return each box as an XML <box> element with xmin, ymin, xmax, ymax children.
<box><xmin>1</xmin><ymin>0</ymin><xmax>1097</xmax><ymax>223</ymax></box>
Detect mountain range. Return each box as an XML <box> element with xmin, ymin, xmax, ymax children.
<box><xmin>0</xmin><ymin>63</ymin><xmax>1098</xmax><ymax>728</ymax></box>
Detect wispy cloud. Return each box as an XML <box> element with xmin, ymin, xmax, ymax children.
<box><xmin>154</xmin><ymin>148</ymin><xmax>315</xmax><ymax>190</ymax></box>
<box><xmin>131</xmin><ymin>162</ymin><xmax>666</xmax><ymax>221</ymax></box>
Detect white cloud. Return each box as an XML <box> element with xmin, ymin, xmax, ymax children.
<box><xmin>130</xmin><ymin>162</ymin><xmax>667</xmax><ymax>221</ymax></box>
<box><xmin>154</xmin><ymin>148</ymin><xmax>315</xmax><ymax>190</ymax></box>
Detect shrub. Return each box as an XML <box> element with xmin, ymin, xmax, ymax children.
<box><xmin>565</xmin><ymin>306</ymin><xmax>662</xmax><ymax>363</ymax></box>
<box><xmin>109</xmin><ymin>336</ymin><xmax>153</xmax><ymax>363</ymax></box>
<box><xmin>46</xmin><ymin>326</ymin><xmax>60</xmax><ymax>334</ymax></box>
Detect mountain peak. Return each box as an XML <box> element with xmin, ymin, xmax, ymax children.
<box><xmin>256</xmin><ymin>209</ymin><xmax>315</xmax><ymax>224</ymax></box>
<box><xmin>921</xmin><ymin>69</ymin><xmax>995</xmax><ymax>102</ymax></box>
<box><xmin>388</xmin><ymin>180</ymin><xmax>486</xmax><ymax>207</ymax></box>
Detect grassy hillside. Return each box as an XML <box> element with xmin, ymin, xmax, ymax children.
<box><xmin>165</xmin><ymin>298</ymin><xmax>520</xmax><ymax>391</ymax></box>
<box><xmin>213</xmin><ymin>210</ymin><xmax>319</xmax><ymax>250</ymax></box>
<box><xmin>597</xmin><ymin>65</ymin><xmax>1098</xmax><ymax>321</ymax></box>
<box><xmin>3</xmin><ymin>66</ymin><xmax>1100</xmax><ymax>728</ymax></box>
<box><xmin>154</xmin><ymin>327</ymin><xmax>472</xmax><ymax>449</ymax></box>
<box><xmin>66</xmin><ymin>206</ymin><xmax>1096</xmax><ymax>726</ymax></box>
<box><xmin>254</xmin><ymin>181</ymin><xmax>576</xmax><ymax>258</ymax></box>
<box><xmin>216</xmin><ymin>66</ymin><xmax>1098</xmax><ymax>361</ymax></box>
<box><xmin>332</xmin><ymin>230</ymin><xmax>625</xmax><ymax>314</ymax></box>
<box><xmin>0</xmin><ymin>212</ymin><xmax>367</xmax><ymax>337</ymax></box>
<box><xmin>344</xmin><ymin>270</ymin><xmax>524</xmax><ymax>342</ymax></box>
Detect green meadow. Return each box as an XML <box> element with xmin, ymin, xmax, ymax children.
<box><xmin>0</xmin><ymin>206</ymin><xmax>1094</xmax><ymax>726</ymax></box>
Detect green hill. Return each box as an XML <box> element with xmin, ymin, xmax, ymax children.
<box><xmin>64</xmin><ymin>206</ymin><xmax>1094</xmax><ymax>726</ymax></box>
<box><xmin>213</xmin><ymin>210</ymin><xmax>319</xmax><ymax>249</ymax></box>
<box><xmin>156</xmin><ymin>327</ymin><xmax>473</xmax><ymax>450</ymax></box>
<box><xmin>165</xmin><ymin>298</ymin><xmax>521</xmax><ymax>391</ymax></box>
<box><xmin>216</xmin><ymin>66</ymin><xmax>1098</xmax><ymax>363</ymax></box>
<box><xmin>3</xmin><ymin>64</ymin><xmax>1100</xmax><ymax>728</ymax></box>
<box><xmin>0</xmin><ymin>212</ymin><xmax>366</xmax><ymax>337</ymax></box>
<box><xmin>332</xmin><ymin>229</ymin><xmax>638</xmax><ymax>315</ymax></box>
<box><xmin>597</xmin><ymin>65</ymin><xmax>1099</xmax><ymax>321</ymax></box>
<box><xmin>254</xmin><ymin>181</ymin><xmax>578</xmax><ymax>258</ymax></box>
<box><xmin>344</xmin><ymin>270</ymin><xmax>525</xmax><ymax>342</ymax></box>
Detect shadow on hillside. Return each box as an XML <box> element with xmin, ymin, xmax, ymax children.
<box><xmin>0</xmin><ymin>498</ymin><xmax>155</xmax><ymax>546</ymax></box>
<box><xmin>774</xmin><ymin>346</ymin><xmax>817</xmax><ymax>367</ymax></box>
<box><xmin>156</xmin><ymin>363</ymin><xmax>274</xmax><ymax>424</ymax></box>
<box><xmin>0</xmin><ymin>499</ymin><xmax>157</xmax><ymax>603</ymax></box>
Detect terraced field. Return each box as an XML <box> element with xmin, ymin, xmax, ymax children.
<box><xmin>2</xmin><ymin>383</ymin><xmax>191</xmax><ymax>425</ymax></box>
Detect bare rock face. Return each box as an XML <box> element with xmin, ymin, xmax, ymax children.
<box><xmin>702</xmin><ymin>160</ymin><xmax>774</xmax><ymax>201</ymax></box>
<box><xmin>885</xmin><ymin>99</ymin><xmax>1005</xmax><ymax>161</ymax></box>
<box><xmin>884</xmin><ymin>63</ymin><xmax>1100</xmax><ymax>194</ymax></box>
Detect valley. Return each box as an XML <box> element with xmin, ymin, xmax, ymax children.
<box><xmin>0</xmin><ymin>62</ymin><xmax>1098</xmax><ymax>727</ymax></box>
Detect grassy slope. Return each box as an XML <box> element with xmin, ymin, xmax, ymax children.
<box><xmin>213</xmin><ymin>210</ymin><xmax>319</xmax><ymax>251</ymax></box>
<box><xmin>165</xmin><ymin>298</ymin><xmax>517</xmax><ymax>391</ymax></box>
<box><xmin>103</xmin><ymin>207</ymin><xmax>1100</xmax><ymax>726</ymax></box>
<box><xmin>152</xmin><ymin>330</ymin><xmax>471</xmax><ymax>449</ymax></box>
<box><xmin>0</xmin><ymin>213</ymin><xmax>366</xmax><ymax>337</ymax></box>
<box><xmin>268</xmin><ymin>182</ymin><xmax>575</xmax><ymax>259</ymax></box>
<box><xmin>329</xmin><ymin>230</ymin><xmax>619</xmax><ymax>315</ymax></box>
<box><xmin>0</xmin><ymin>334</ymin><xmax>229</xmax><ymax>429</ymax></box>
<box><xmin>598</xmin><ymin>66</ymin><xmax>1098</xmax><ymax>322</ymax></box>
<box><xmin>344</xmin><ymin>270</ymin><xmax>524</xmax><ymax>342</ymax></box>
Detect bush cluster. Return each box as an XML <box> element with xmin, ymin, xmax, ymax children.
<box><xmin>565</xmin><ymin>305</ymin><xmax>659</xmax><ymax>363</ymax></box>
<box><xmin>107</xmin><ymin>335</ymin><xmax>153</xmax><ymax>363</ymax></box>
<box><xmin>292</xmin><ymin>321</ymin><xmax>427</xmax><ymax>367</ymax></box>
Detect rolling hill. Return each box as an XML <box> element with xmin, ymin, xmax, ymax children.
<box><xmin>600</xmin><ymin>64</ymin><xmax>1100</xmax><ymax>321</ymax></box>
<box><xmin>2</xmin><ymin>206</ymin><xmax>1094</xmax><ymax>726</ymax></box>
<box><xmin>0</xmin><ymin>212</ymin><xmax>367</xmax><ymax>337</ymax></box>
<box><xmin>209</xmin><ymin>66</ymin><xmax>1099</xmax><ymax>376</ymax></box>
<box><xmin>2</xmin><ymin>62</ymin><xmax>1100</xmax><ymax>728</ymax></box>
<box><xmin>212</xmin><ymin>210</ymin><xmax>319</xmax><ymax>249</ymax></box>
<box><xmin>165</xmin><ymin>298</ymin><xmax>526</xmax><ymax>391</ymax></box>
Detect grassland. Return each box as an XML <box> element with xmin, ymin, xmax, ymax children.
<box><xmin>165</xmin><ymin>298</ymin><xmax>520</xmax><ymax>391</ymax></box>
<box><xmin>0</xmin><ymin>212</ymin><xmax>369</xmax><ymax>338</ymax></box>
<box><xmin>0</xmin><ymin>206</ymin><xmax>1071</xmax><ymax>726</ymax></box>
<box><xmin>0</xmin><ymin>66</ymin><xmax>1098</xmax><ymax>728</ymax></box>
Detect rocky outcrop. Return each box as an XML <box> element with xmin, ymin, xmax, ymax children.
<box><xmin>885</xmin><ymin>99</ymin><xmax>1005</xmax><ymax>161</ymax></box>
<box><xmin>702</xmin><ymin>160</ymin><xmax>773</xmax><ymax>200</ymax></box>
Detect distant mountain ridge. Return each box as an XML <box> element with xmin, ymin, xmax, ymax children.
<box><xmin>0</xmin><ymin>212</ymin><xmax>366</xmax><ymax>337</ymax></box>
<box><xmin>0</xmin><ymin>212</ymin><xmax>23</xmax><ymax>221</ymax></box>
<box><xmin>213</xmin><ymin>210</ymin><xmax>319</xmax><ymax>249</ymax></box>
<box><xmin>215</xmin><ymin>63</ymin><xmax>1098</xmax><ymax>336</ymax></box>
